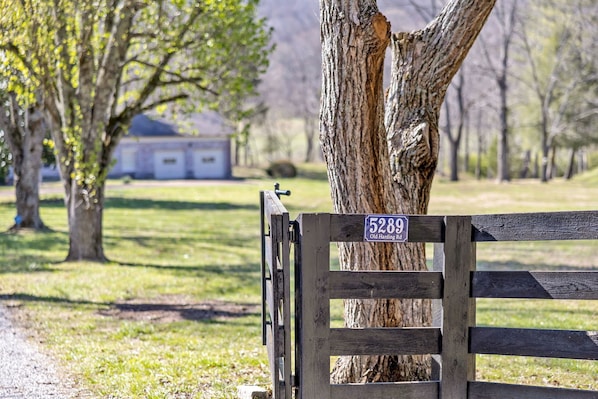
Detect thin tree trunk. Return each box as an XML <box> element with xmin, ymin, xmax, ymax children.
<box><xmin>446</xmin><ymin>70</ymin><xmax>466</xmax><ymax>182</ymax></box>
<box><xmin>464</xmin><ymin>110</ymin><xmax>470</xmax><ymax>174</ymax></box>
<box><xmin>520</xmin><ymin>150</ymin><xmax>531</xmax><ymax>178</ymax></box>
<box><xmin>476</xmin><ymin>112</ymin><xmax>483</xmax><ymax>180</ymax></box>
<box><xmin>548</xmin><ymin>145</ymin><xmax>558</xmax><ymax>179</ymax></box>
<box><xmin>541</xmin><ymin>129</ymin><xmax>550</xmax><ymax>182</ymax></box>
<box><xmin>304</xmin><ymin>116</ymin><xmax>316</xmax><ymax>163</ymax></box>
<box><xmin>497</xmin><ymin>75</ymin><xmax>510</xmax><ymax>182</ymax></box>
<box><xmin>564</xmin><ymin>148</ymin><xmax>576</xmax><ymax>180</ymax></box>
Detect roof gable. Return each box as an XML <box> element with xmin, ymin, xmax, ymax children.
<box><xmin>128</xmin><ymin>112</ymin><xmax>234</xmax><ymax>138</ymax></box>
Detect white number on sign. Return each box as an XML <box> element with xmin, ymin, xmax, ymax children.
<box><xmin>367</xmin><ymin>216</ymin><xmax>405</xmax><ymax>235</ymax></box>
<box><xmin>364</xmin><ymin>215</ymin><xmax>409</xmax><ymax>242</ymax></box>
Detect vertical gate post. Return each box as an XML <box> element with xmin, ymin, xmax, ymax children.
<box><xmin>295</xmin><ymin>213</ymin><xmax>331</xmax><ymax>399</ymax></box>
<box><xmin>438</xmin><ymin>216</ymin><xmax>476</xmax><ymax>399</ymax></box>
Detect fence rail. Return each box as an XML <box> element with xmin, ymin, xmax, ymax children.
<box><xmin>259</xmin><ymin>192</ymin><xmax>598</xmax><ymax>399</ymax></box>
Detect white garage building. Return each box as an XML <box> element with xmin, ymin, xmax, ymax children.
<box><xmin>110</xmin><ymin>112</ymin><xmax>233</xmax><ymax>180</ymax></box>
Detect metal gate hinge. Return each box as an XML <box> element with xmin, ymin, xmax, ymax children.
<box><xmin>289</xmin><ymin>220</ymin><xmax>299</xmax><ymax>243</ymax></box>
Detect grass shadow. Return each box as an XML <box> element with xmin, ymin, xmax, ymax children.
<box><xmin>99</xmin><ymin>300</ymin><xmax>259</xmax><ymax>323</ymax></box>
<box><xmin>477</xmin><ymin>260</ymin><xmax>598</xmax><ymax>271</ymax></box>
<box><xmin>0</xmin><ymin>230</ymin><xmax>68</xmax><ymax>273</ymax></box>
<box><xmin>0</xmin><ymin>293</ymin><xmax>258</xmax><ymax>323</ymax></box>
<box><xmin>5</xmin><ymin>197</ymin><xmax>259</xmax><ymax>211</ymax></box>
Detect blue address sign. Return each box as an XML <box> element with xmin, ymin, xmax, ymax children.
<box><xmin>364</xmin><ymin>215</ymin><xmax>409</xmax><ymax>243</ymax></box>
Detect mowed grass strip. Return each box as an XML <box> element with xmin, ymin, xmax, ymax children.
<box><xmin>0</xmin><ymin>165</ymin><xmax>596</xmax><ymax>397</ymax></box>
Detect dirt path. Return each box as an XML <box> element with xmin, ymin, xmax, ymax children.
<box><xmin>0</xmin><ymin>306</ymin><xmax>93</xmax><ymax>399</ymax></box>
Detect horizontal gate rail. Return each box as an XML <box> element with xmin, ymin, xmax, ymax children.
<box><xmin>471</xmin><ymin>271</ymin><xmax>598</xmax><ymax>299</ymax></box>
<box><xmin>329</xmin><ymin>327</ymin><xmax>441</xmax><ymax>356</ymax></box>
<box><xmin>330</xmin><ymin>381</ymin><xmax>439</xmax><ymax>399</ymax></box>
<box><xmin>472</xmin><ymin>210</ymin><xmax>598</xmax><ymax>241</ymax></box>
<box><xmin>470</xmin><ymin>327</ymin><xmax>598</xmax><ymax>360</ymax></box>
<box><xmin>468</xmin><ymin>381</ymin><xmax>598</xmax><ymax>399</ymax></box>
<box><xmin>328</xmin><ymin>271</ymin><xmax>443</xmax><ymax>299</ymax></box>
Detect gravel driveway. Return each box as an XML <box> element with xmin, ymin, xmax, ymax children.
<box><xmin>0</xmin><ymin>306</ymin><xmax>92</xmax><ymax>399</ymax></box>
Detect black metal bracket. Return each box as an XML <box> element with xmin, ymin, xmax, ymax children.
<box><xmin>274</xmin><ymin>182</ymin><xmax>291</xmax><ymax>198</ymax></box>
<box><xmin>289</xmin><ymin>220</ymin><xmax>299</xmax><ymax>244</ymax></box>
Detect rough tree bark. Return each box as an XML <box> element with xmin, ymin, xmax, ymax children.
<box><xmin>320</xmin><ymin>0</ymin><xmax>496</xmax><ymax>383</ymax></box>
<box><xmin>0</xmin><ymin>94</ymin><xmax>46</xmax><ymax>230</ymax></box>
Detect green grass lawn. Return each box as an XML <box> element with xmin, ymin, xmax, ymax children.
<box><xmin>0</xmin><ymin>165</ymin><xmax>597</xmax><ymax>397</ymax></box>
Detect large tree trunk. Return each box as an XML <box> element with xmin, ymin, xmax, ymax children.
<box><xmin>64</xmin><ymin>181</ymin><xmax>106</xmax><ymax>261</ymax></box>
<box><xmin>321</xmin><ymin>0</ymin><xmax>495</xmax><ymax>383</ymax></box>
<box><xmin>1</xmin><ymin>95</ymin><xmax>46</xmax><ymax>230</ymax></box>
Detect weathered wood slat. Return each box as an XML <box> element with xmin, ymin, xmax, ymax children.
<box><xmin>260</xmin><ymin>191</ymin><xmax>268</xmax><ymax>345</ymax></box>
<box><xmin>279</xmin><ymin>208</ymin><xmax>292</xmax><ymax>399</ymax></box>
<box><xmin>329</xmin><ymin>328</ymin><xmax>441</xmax><ymax>356</ymax></box>
<box><xmin>264</xmin><ymin>234</ymin><xmax>278</xmax><ymax>279</ymax></box>
<box><xmin>472</xmin><ymin>210</ymin><xmax>598</xmax><ymax>242</ymax></box>
<box><xmin>328</xmin><ymin>271</ymin><xmax>443</xmax><ymax>299</ymax></box>
<box><xmin>265</xmin><ymin>281</ymin><xmax>286</xmax><ymax>358</ymax></box>
<box><xmin>264</xmin><ymin>237</ymin><xmax>285</xmax><ymax>298</ymax></box>
<box><xmin>470</xmin><ymin>327</ymin><xmax>598</xmax><ymax>360</ymax></box>
<box><xmin>263</xmin><ymin>191</ymin><xmax>288</xmax><ymax>228</ymax></box>
<box><xmin>330</xmin><ymin>381</ymin><xmax>439</xmax><ymax>399</ymax></box>
<box><xmin>296</xmin><ymin>213</ymin><xmax>332</xmax><ymax>399</ymax></box>
<box><xmin>265</xmin><ymin>324</ymin><xmax>280</xmax><ymax>398</ymax></box>
<box><xmin>468</xmin><ymin>381</ymin><xmax>598</xmax><ymax>399</ymax></box>
<box><xmin>440</xmin><ymin>216</ymin><xmax>476</xmax><ymax>398</ymax></box>
<box><xmin>265</xmin><ymin>279</ymin><xmax>275</xmax><ymax>325</ymax></box>
<box><xmin>329</xmin><ymin>214</ymin><xmax>445</xmax><ymax>242</ymax></box>
<box><xmin>276</xmin><ymin>325</ymin><xmax>285</xmax><ymax>358</ymax></box>
<box><xmin>471</xmin><ymin>271</ymin><xmax>598</xmax><ymax>299</ymax></box>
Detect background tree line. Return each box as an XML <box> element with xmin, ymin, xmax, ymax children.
<box><xmin>250</xmin><ymin>0</ymin><xmax>598</xmax><ymax>182</ymax></box>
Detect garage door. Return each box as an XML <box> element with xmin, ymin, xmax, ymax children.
<box><xmin>154</xmin><ymin>150</ymin><xmax>185</xmax><ymax>179</ymax></box>
<box><xmin>121</xmin><ymin>148</ymin><xmax>137</xmax><ymax>174</ymax></box>
<box><xmin>193</xmin><ymin>149</ymin><xmax>225</xmax><ymax>179</ymax></box>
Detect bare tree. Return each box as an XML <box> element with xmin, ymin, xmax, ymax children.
<box><xmin>258</xmin><ymin>0</ymin><xmax>321</xmax><ymax>162</ymax></box>
<box><xmin>477</xmin><ymin>0</ymin><xmax>520</xmax><ymax>182</ymax></box>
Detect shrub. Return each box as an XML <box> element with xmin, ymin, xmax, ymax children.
<box><xmin>266</xmin><ymin>160</ymin><xmax>297</xmax><ymax>178</ymax></box>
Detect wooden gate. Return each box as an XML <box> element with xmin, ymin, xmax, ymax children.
<box><xmin>261</xmin><ymin>190</ymin><xmax>598</xmax><ymax>399</ymax></box>
<box><xmin>295</xmin><ymin>211</ymin><xmax>598</xmax><ymax>399</ymax></box>
<box><xmin>260</xmin><ymin>189</ymin><xmax>292</xmax><ymax>399</ymax></box>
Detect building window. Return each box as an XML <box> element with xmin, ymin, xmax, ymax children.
<box><xmin>163</xmin><ymin>158</ymin><xmax>177</xmax><ymax>165</ymax></box>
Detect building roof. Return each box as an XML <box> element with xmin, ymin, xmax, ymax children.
<box><xmin>128</xmin><ymin>112</ymin><xmax>234</xmax><ymax>138</ymax></box>
<box><xmin>129</xmin><ymin>114</ymin><xmax>178</xmax><ymax>137</ymax></box>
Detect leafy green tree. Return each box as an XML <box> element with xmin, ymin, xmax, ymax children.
<box><xmin>1</xmin><ymin>0</ymin><xmax>271</xmax><ymax>260</ymax></box>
